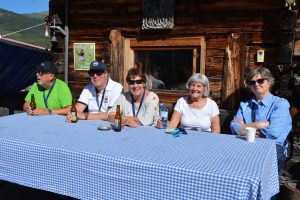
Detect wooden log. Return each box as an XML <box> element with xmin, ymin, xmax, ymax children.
<box><xmin>109</xmin><ymin>30</ymin><xmax>126</xmax><ymax>89</ymax></box>
<box><xmin>221</xmin><ymin>33</ymin><xmax>243</xmax><ymax>110</ymax></box>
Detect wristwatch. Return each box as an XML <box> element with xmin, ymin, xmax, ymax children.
<box><xmin>48</xmin><ymin>109</ymin><xmax>52</xmax><ymax>115</ymax></box>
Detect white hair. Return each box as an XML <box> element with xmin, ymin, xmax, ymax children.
<box><xmin>186</xmin><ymin>73</ymin><xmax>210</xmax><ymax>97</ymax></box>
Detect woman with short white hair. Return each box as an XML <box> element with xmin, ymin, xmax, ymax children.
<box><xmin>157</xmin><ymin>73</ymin><xmax>220</xmax><ymax>133</ymax></box>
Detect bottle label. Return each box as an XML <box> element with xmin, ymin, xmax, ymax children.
<box><xmin>71</xmin><ymin>111</ymin><xmax>77</xmax><ymax>116</ymax></box>
<box><xmin>71</xmin><ymin>111</ymin><xmax>77</xmax><ymax>122</ymax></box>
<box><xmin>114</xmin><ymin>119</ymin><xmax>121</xmax><ymax>129</ymax></box>
<box><xmin>30</xmin><ymin>103</ymin><xmax>36</xmax><ymax>110</ymax></box>
<box><xmin>160</xmin><ymin>111</ymin><xmax>168</xmax><ymax>118</ymax></box>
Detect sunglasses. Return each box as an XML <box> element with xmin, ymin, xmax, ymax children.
<box><xmin>88</xmin><ymin>70</ymin><xmax>105</xmax><ymax>77</ymax></box>
<box><xmin>36</xmin><ymin>71</ymin><xmax>50</xmax><ymax>76</ymax></box>
<box><xmin>248</xmin><ymin>78</ymin><xmax>266</xmax><ymax>85</ymax></box>
<box><xmin>128</xmin><ymin>79</ymin><xmax>144</xmax><ymax>85</ymax></box>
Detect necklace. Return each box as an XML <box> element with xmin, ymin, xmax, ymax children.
<box><xmin>131</xmin><ymin>89</ymin><xmax>146</xmax><ymax>117</ymax></box>
<box><xmin>95</xmin><ymin>79</ymin><xmax>109</xmax><ymax>112</ymax></box>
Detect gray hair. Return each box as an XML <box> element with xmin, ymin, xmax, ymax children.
<box><xmin>245</xmin><ymin>67</ymin><xmax>275</xmax><ymax>88</ymax></box>
<box><xmin>186</xmin><ymin>73</ymin><xmax>210</xmax><ymax>97</ymax></box>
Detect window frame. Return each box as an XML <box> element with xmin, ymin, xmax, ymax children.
<box><xmin>123</xmin><ymin>36</ymin><xmax>206</xmax><ymax>104</ymax></box>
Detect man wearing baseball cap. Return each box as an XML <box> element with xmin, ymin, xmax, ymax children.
<box><xmin>66</xmin><ymin>60</ymin><xmax>122</xmax><ymax>122</ymax></box>
<box><xmin>23</xmin><ymin>60</ymin><xmax>72</xmax><ymax>115</ymax></box>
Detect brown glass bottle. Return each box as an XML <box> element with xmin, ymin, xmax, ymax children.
<box><xmin>70</xmin><ymin>99</ymin><xmax>78</xmax><ymax>123</ymax></box>
<box><xmin>30</xmin><ymin>94</ymin><xmax>36</xmax><ymax>110</ymax></box>
<box><xmin>114</xmin><ymin>105</ymin><xmax>122</xmax><ymax>132</ymax></box>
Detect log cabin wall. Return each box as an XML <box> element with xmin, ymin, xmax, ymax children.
<box><xmin>49</xmin><ymin>0</ymin><xmax>285</xmax><ymax>111</ymax></box>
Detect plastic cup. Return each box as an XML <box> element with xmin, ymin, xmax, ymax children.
<box><xmin>245</xmin><ymin>127</ymin><xmax>256</xmax><ymax>142</ymax></box>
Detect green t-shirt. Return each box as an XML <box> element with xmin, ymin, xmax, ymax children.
<box><xmin>25</xmin><ymin>78</ymin><xmax>72</xmax><ymax>109</ymax></box>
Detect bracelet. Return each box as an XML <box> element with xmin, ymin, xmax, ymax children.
<box><xmin>48</xmin><ymin>109</ymin><xmax>52</xmax><ymax>115</ymax></box>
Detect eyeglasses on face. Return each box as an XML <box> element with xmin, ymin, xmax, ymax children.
<box><xmin>88</xmin><ymin>70</ymin><xmax>105</xmax><ymax>77</ymax></box>
<box><xmin>248</xmin><ymin>78</ymin><xmax>266</xmax><ymax>85</ymax></box>
<box><xmin>128</xmin><ymin>79</ymin><xmax>144</xmax><ymax>85</ymax></box>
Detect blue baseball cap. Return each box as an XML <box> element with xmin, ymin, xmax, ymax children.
<box><xmin>89</xmin><ymin>60</ymin><xmax>107</xmax><ymax>71</ymax></box>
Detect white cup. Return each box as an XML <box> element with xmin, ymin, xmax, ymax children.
<box><xmin>245</xmin><ymin>127</ymin><xmax>256</xmax><ymax>142</ymax></box>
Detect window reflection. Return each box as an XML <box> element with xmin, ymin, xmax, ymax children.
<box><xmin>135</xmin><ymin>50</ymin><xmax>195</xmax><ymax>91</ymax></box>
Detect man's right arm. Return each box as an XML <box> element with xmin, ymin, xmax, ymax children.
<box><xmin>23</xmin><ymin>87</ymin><xmax>35</xmax><ymax>114</ymax></box>
<box><xmin>23</xmin><ymin>101</ymin><xmax>33</xmax><ymax>115</ymax></box>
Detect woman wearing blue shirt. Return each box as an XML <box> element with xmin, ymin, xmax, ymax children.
<box><xmin>230</xmin><ymin>67</ymin><xmax>292</xmax><ymax>172</ymax></box>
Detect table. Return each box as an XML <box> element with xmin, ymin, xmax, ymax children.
<box><xmin>0</xmin><ymin>113</ymin><xmax>279</xmax><ymax>200</ymax></box>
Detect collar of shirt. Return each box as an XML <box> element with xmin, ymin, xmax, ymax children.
<box><xmin>105</xmin><ymin>78</ymin><xmax>113</xmax><ymax>91</ymax></box>
<box><xmin>92</xmin><ymin>78</ymin><xmax>112</xmax><ymax>96</ymax></box>
<box><xmin>250</xmin><ymin>92</ymin><xmax>274</xmax><ymax>108</ymax></box>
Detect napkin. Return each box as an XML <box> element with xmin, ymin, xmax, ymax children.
<box><xmin>165</xmin><ymin>128</ymin><xmax>187</xmax><ymax>137</ymax></box>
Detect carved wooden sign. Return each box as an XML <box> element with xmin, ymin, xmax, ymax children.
<box><xmin>142</xmin><ymin>0</ymin><xmax>174</xmax><ymax>30</ymax></box>
<box><xmin>142</xmin><ymin>17</ymin><xmax>174</xmax><ymax>30</ymax></box>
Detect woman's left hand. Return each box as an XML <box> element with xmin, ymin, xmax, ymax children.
<box><xmin>126</xmin><ymin>119</ymin><xmax>139</xmax><ymax>127</ymax></box>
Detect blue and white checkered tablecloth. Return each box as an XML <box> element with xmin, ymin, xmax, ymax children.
<box><xmin>0</xmin><ymin>113</ymin><xmax>279</xmax><ymax>200</ymax></box>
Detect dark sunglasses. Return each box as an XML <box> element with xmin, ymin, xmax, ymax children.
<box><xmin>248</xmin><ymin>78</ymin><xmax>266</xmax><ymax>85</ymax></box>
<box><xmin>36</xmin><ymin>71</ymin><xmax>50</xmax><ymax>76</ymax></box>
<box><xmin>88</xmin><ymin>70</ymin><xmax>105</xmax><ymax>77</ymax></box>
<box><xmin>128</xmin><ymin>79</ymin><xmax>144</xmax><ymax>85</ymax></box>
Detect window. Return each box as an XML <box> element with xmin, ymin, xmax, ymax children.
<box><xmin>123</xmin><ymin>36</ymin><xmax>206</xmax><ymax>103</ymax></box>
<box><xmin>135</xmin><ymin>49</ymin><xmax>199</xmax><ymax>91</ymax></box>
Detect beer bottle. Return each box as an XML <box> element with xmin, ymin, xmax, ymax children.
<box><xmin>114</xmin><ymin>105</ymin><xmax>122</xmax><ymax>132</ymax></box>
<box><xmin>70</xmin><ymin>99</ymin><xmax>78</xmax><ymax>123</ymax></box>
<box><xmin>30</xmin><ymin>94</ymin><xmax>36</xmax><ymax>110</ymax></box>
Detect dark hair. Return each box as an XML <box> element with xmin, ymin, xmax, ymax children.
<box><xmin>245</xmin><ymin>67</ymin><xmax>275</xmax><ymax>88</ymax></box>
<box><xmin>126</xmin><ymin>68</ymin><xmax>147</xmax><ymax>83</ymax></box>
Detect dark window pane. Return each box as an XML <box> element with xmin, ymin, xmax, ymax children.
<box><xmin>135</xmin><ymin>50</ymin><xmax>194</xmax><ymax>91</ymax></box>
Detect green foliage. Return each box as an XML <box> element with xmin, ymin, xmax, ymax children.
<box><xmin>0</xmin><ymin>9</ymin><xmax>50</xmax><ymax>48</ymax></box>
